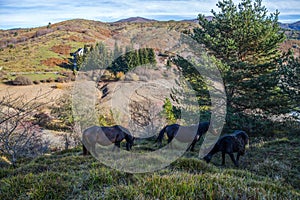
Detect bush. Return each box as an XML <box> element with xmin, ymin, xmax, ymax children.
<box><xmin>12</xmin><ymin>76</ymin><xmax>33</xmax><ymax>85</ymax></box>
<box><xmin>46</xmin><ymin>78</ymin><xmax>54</xmax><ymax>83</ymax></box>
<box><xmin>55</xmin><ymin>77</ymin><xmax>65</xmax><ymax>83</ymax></box>
<box><xmin>100</xmin><ymin>70</ymin><xmax>115</xmax><ymax>81</ymax></box>
<box><xmin>33</xmin><ymin>80</ymin><xmax>40</xmax><ymax>84</ymax></box>
<box><xmin>116</xmin><ymin>71</ymin><xmax>125</xmax><ymax>80</ymax></box>
<box><xmin>125</xmin><ymin>73</ymin><xmax>139</xmax><ymax>81</ymax></box>
<box><xmin>55</xmin><ymin>83</ymin><xmax>64</xmax><ymax>89</ymax></box>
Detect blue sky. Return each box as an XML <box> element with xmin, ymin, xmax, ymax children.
<box><xmin>0</xmin><ymin>0</ymin><xmax>299</xmax><ymax>29</ymax></box>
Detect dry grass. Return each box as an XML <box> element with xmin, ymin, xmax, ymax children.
<box><xmin>0</xmin><ymin>19</ymin><xmax>197</xmax><ymax>75</ymax></box>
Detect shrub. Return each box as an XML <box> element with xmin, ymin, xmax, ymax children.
<box><xmin>46</xmin><ymin>78</ymin><xmax>54</xmax><ymax>83</ymax></box>
<box><xmin>55</xmin><ymin>83</ymin><xmax>64</xmax><ymax>89</ymax></box>
<box><xmin>33</xmin><ymin>80</ymin><xmax>40</xmax><ymax>84</ymax></box>
<box><xmin>55</xmin><ymin>77</ymin><xmax>65</xmax><ymax>83</ymax></box>
<box><xmin>124</xmin><ymin>73</ymin><xmax>139</xmax><ymax>81</ymax></box>
<box><xmin>101</xmin><ymin>70</ymin><xmax>115</xmax><ymax>81</ymax></box>
<box><xmin>116</xmin><ymin>71</ymin><xmax>125</xmax><ymax>80</ymax></box>
<box><xmin>12</xmin><ymin>76</ymin><xmax>33</xmax><ymax>85</ymax></box>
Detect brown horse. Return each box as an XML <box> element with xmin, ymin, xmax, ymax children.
<box><xmin>156</xmin><ymin>121</ymin><xmax>212</xmax><ymax>151</ymax></box>
<box><xmin>82</xmin><ymin>125</ymin><xmax>135</xmax><ymax>155</ymax></box>
<box><xmin>203</xmin><ymin>130</ymin><xmax>249</xmax><ymax>167</ymax></box>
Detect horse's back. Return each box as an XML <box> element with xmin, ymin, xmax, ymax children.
<box><xmin>232</xmin><ymin>130</ymin><xmax>246</xmax><ymax>136</ymax></box>
<box><xmin>83</xmin><ymin>126</ymin><xmax>101</xmax><ymax>141</ymax></box>
<box><xmin>83</xmin><ymin>125</ymin><xmax>117</xmax><ymax>146</ymax></box>
<box><xmin>175</xmin><ymin>125</ymin><xmax>198</xmax><ymax>142</ymax></box>
<box><xmin>218</xmin><ymin>130</ymin><xmax>247</xmax><ymax>153</ymax></box>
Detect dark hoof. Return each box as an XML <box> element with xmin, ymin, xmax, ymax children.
<box><xmin>203</xmin><ymin>156</ymin><xmax>210</xmax><ymax>163</ymax></box>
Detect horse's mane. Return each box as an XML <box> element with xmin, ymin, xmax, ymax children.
<box><xmin>115</xmin><ymin>125</ymin><xmax>134</xmax><ymax>141</ymax></box>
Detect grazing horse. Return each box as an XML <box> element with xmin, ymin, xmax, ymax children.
<box><xmin>203</xmin><ymin>130</ymin><xmax>249</xmax><ymax>167</ymax></box>
<box><xmin>82</xmin><ymin>125</ymin><xmax>135</xmax><ymax>155</ymax></box>
<box><xmin>156</xmin><ymin>121</ymin><xmax>211</xmax><ymax>151</ymax></box>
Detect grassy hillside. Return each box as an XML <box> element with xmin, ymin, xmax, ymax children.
<box><xmin>0</xmin><ymin>18</ymin><xmax>298</xmax><ymax>83</ymax></box>
<box><xmin>0</xmin><ymin>19</ymin><xmax>196</xmax><ymax>74</ymax></box>
<box><xmin>1</xmin><ymin>134</ymin><xmax>299</xmax><ymax>199</ymax></box>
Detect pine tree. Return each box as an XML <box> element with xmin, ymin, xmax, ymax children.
<box><xmin>192</xmin><ymin>0</ymin><xmax>299</xmax><ymax>134</ymax></box>
<box><xmin>193</xmin><ymin>0</ymin><xmax>285</xmax><ymax>65</ymax></box>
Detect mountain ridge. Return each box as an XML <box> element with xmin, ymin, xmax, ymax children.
<box><xmin>1</xmin><ymin>16</ymin><xmax>300</xmax><ymax>31</ymax></box>
<box><xmin>112</xmin><ymin>16</ymin><xmax>300</xmax><ymax>30</ymax></box>
<box><xmin>113</xmin><ymin>16</ymin><xmax>157</xmax><ymax>23</ymax></box>
<box><xmin>279</xmin><ymin>21</ymin><xmax>300</xmax><ymax>31</ymax></box>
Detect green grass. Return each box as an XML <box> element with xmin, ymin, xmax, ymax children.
<box><xmin>0</xmin><ymin>134</ymin><xmax>300</xmax><ymax>199</ymax></box>
<box><xmin>0</xmin><ymin>30</ymin><xmax>84</xmax><ymax>73</ymax></box>
<box><xmin>1</xmin><ymin>72</ymin><xmax>65</xmax><ymax>83</ymax></box>
<box><xmin>21</xmin><ymin>73</ymin><xmax>64</xmax><ymax>81</ymax></box>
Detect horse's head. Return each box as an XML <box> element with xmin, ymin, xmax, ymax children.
<box><xmin>239</xmin><ymin>131</ymin><xmax>249</xmax><ymax>146</ymax></box>
<box><xmin>233</xmin><ymin>130</ymin><xmax>249</xmax><ymax>144</ymax></box>
<box><xmin>235</xmin><ymin>131</ymin><xmax>249</xmax><ymax>155</ymax></box>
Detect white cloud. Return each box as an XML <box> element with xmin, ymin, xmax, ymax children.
<box><xmin>0</xmin><ymin>0</ymin><xmax>299</xmax><ymax>29</ymax></box>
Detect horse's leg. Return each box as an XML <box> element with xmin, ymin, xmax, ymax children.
<box><xmin>90</xmin><ymin>142</ymin><xmax>96</xmax><ymax>156</ymax></box>
<box><xmin>114</xmin><ymin>142</ymin><xmax>121</xmax><ymax>152</ymax></box>
<box><xmin>158</xmin><ymin>141</ymin><xmax>163</xmax><ymax>148</ymax></box>
<box><xmin>83</xmin><ymin>143</ymin><xmax>88</xmax><ymax>155</ymax></box>
<box><xmin>229</xmin><ymin>153</ymin><xmax>238</xmax><ymax>167</ymax></box>
<box><xmin>236</xmin><ymin>153</ymin><xmax>241</xmax><ymax>166</ymax></box>
<box><xmin>189</xmin><ymin>139</ymin><xmax>197</xmax><ymax>151</ymax></box>
<box><xmin>167</xmin><ymin>136</ymin><xmax>173</xmax><ymax>149</ymax></box>
<box><xmin>222</xmin><ymin>152</ymin><xmax>226</xmax><ymax>165</ymax></box>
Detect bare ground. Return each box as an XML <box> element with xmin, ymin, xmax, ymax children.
<box><xmin>0</xmin><ymin>82</ymin><xmax>73</xmax><ymax>103</ymax></box>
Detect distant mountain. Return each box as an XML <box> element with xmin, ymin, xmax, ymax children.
<box><xmin>114</xmin><ymin>17</ymin><xmax>157</xmax><ymax>23</ymax></box>
<box><xmin>181</xmin><ymin>19</ymin><xmax>199</xmax><ymax>23</ymax></box>
<box><xmin>181</xmin><ymin>16</ymin><xmax>214</xmax><ymax>23</ymax></box>
<box><xmin>279</xmin><ymin>21</ymin><xmax>300</xmax><ymax>31</ymax></box>
<box><xmin>113</xmin><ymin>16</ymin><xmax>214</xmax><ymax>24</ymax></box>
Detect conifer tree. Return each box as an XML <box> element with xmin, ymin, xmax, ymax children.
<box><xmin>193</xmin><ymin>0</ymin><xmax>285</xmax><ymax>65</ymax></box>
<box><xmin>192</xmin><ymin>0</ymin><xmax>299</xmax><ymax>133</ymax></box>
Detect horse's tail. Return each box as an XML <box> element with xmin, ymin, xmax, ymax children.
<box><xmin>156</xmin><ymin>125</ymin><xmax>168</xmax><ymax>143</ymax></box>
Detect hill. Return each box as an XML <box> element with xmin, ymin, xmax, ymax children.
<box><xmin>0</xmin><ymin>18</ymin><xmax>196</xmax><ymax>79</ymax></box>
<box><xmin>280</xmin><ymin>21</ymin><xmax>300</xmax><ymax>31</ymax></box>
<box><xmin>114</xmin><ymin>16</ymin><xmax>157</xmax><ymax>23</ymax></box>
<box><xmin>0</xmin><ymin>18</ymin><xmax>299</xmax><ymax>72</ymax></box>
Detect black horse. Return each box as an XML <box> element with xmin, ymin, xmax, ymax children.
<box><xmin>203</xmin><ymin>130</ymin><xmax>249</xmax><ymax>167</ymax></box>
<box><xmin>156</xmin><ymin>121</ymin><xmax>212</xmax><ymax>151</ymax></box>
<box><xmin>82</xmin><ymin>125</ymin><xmax>135</xmax><ymax>155</ymax></box>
